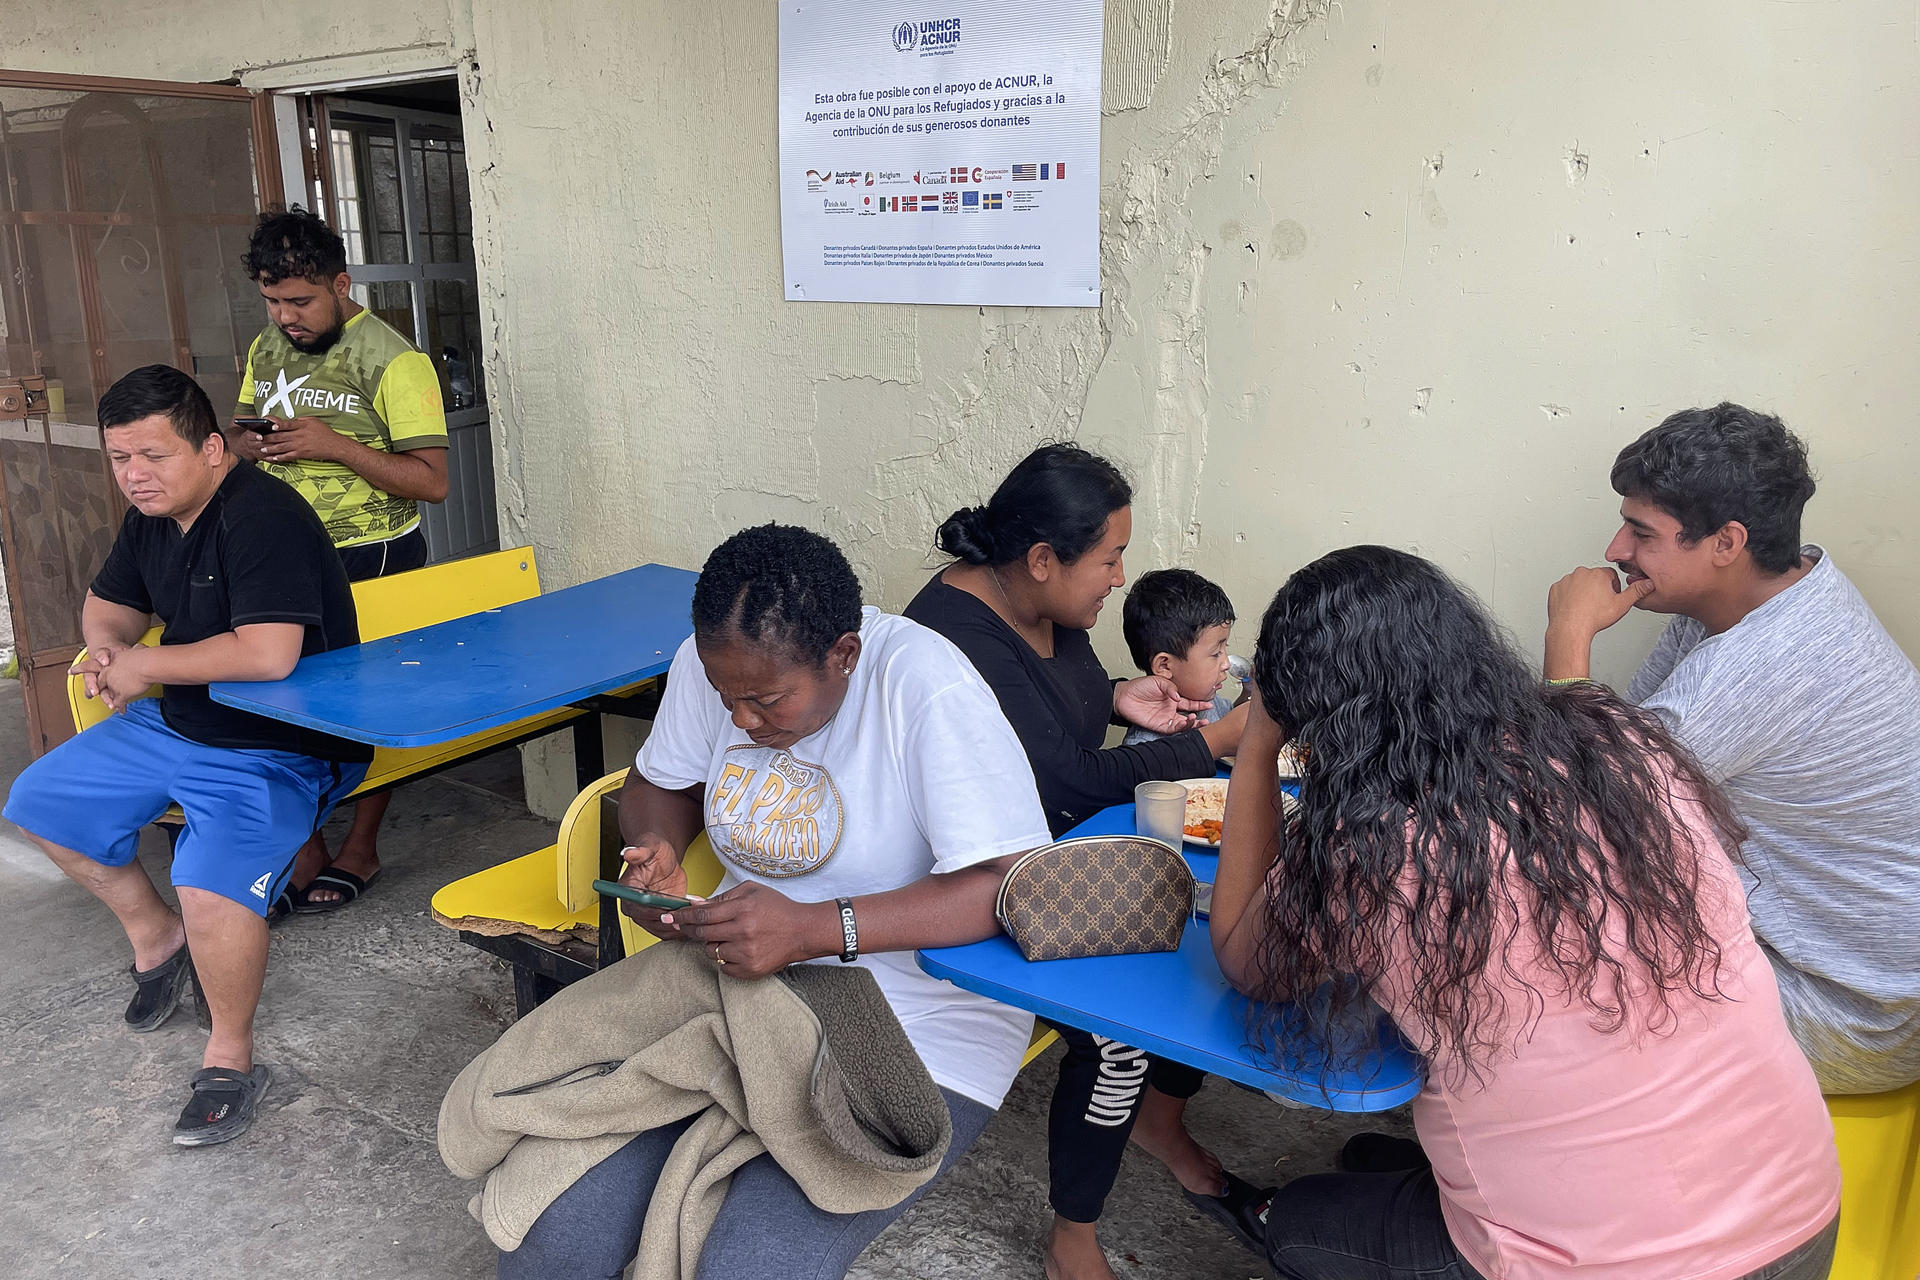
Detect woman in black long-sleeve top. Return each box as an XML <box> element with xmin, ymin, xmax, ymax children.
<box><xmin>904</xmin><ymin>444</ymin><xmax>1263</xmax><ymax>1280</ymax></box>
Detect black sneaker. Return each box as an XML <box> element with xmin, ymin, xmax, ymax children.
<box><xmin>171</xmin><ymin>1065</ymin><xmax>271</xmax><ymax>1147</ymax></box>
<box><xmin>124</xmin><ymin>946</ymin><xmax>192</xmax><ymax>1032</ymax></box>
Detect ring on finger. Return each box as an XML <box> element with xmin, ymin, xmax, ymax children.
<box><xmin>710</xmin><ymin>941</ymin><xmax>726</xmax><ymax>966</ymax></box>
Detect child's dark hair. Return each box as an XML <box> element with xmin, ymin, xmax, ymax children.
<box><xmin>935</xmin><ymin>443</ymin><xmax>1131</xmax><ymax>568</ymax></box>
<box><xmin>691</xmin><ymin>524</ymin><xmax>863</xmax><ymax>667</ymax></box>
<box><xmin>1123</xmin><ymin>568</ymin><xmax>1235</xmax><ymax>672</ymax></box>
<box><xmin>243</xmin><ymin>206</ymin><xmax>348</xmax><ymax>285</ymax></box>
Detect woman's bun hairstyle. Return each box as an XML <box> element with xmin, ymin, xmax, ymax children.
<box><xmin>934</xmin><ymin>443</ymin><xmax>1132</xmax><ymax>568</ymax></box>
<box><xmin>935</xmin><ymin>505</ymin><xmax>997</xmax><ymax>565</ymax></box>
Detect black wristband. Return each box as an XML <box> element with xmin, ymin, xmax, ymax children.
<box><xmin>835</xmin><ymin>896</ymin><xmax>858</xmax><ymax>963</ymax></box>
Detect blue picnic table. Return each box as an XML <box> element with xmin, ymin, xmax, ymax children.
<box><xmin>918</xmin><ymin>800</ymin><xmax>1425</xmax><ymax>1111</ymax></box>
<box><xmin>208</xmin><ymin>562</ymin><xmax>698</xmax><ymax>750</ymax></box>
<box><xmin>208</xmin><ymin>561</ymin><xmax>700</xmax><ymax>1001</ymax></box>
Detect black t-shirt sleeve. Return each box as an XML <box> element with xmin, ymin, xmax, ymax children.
<box><xmin>221</xmin><ymin>507</ymin><xmax>327</xmax><ymax>631</ymax></box>
<box><xmin>907</xmin><ymin>580</ymin><xmax>1216</xmax><ymax>835</ymax></box>
<box><xmin>90</xmin><ymin>513</ymin><xmax>154</xmax><ymax>614</ymax></box>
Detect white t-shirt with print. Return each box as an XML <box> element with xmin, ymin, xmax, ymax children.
<box><xmin>635</xmin><ymin>606</ymin><xmax>1052</xmax><ymax>1108</ymax></box>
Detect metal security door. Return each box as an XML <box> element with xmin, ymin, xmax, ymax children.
<box><xmin>0</xmin><ymin>70</ymin><xmax>281</xmax><ymax>755</ymax></box>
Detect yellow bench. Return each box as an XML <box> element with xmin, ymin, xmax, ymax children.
<box><xmin>435</xmin><ymin>767</ymin><xmax>1060</xmax><ymax>1066</ymax></box>
<box><xmin>66</xmin><ymin>546</ymin><xmax>583</xmax><ymax>804</ymax></box>
<box><xmin>1829</xmin><ymin>1080</ymin><xmax>1920</xmax><ymax>1280</ymax></box>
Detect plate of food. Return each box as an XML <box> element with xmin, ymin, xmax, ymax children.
<box><xmin>1176</xmin><ymin>777</ymin><xmax>1299</xmax><ymax>846</ymax></box>
<box><xmin>1177</xmin><ymin>778</ymin><xmax>1229</xmax><ymax>846</ymax></box>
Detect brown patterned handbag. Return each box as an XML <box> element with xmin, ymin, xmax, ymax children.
<box><xmin>994</xmin><ymin>835</ymin><xmax>1197</xmax><ymax>962</ymax></box>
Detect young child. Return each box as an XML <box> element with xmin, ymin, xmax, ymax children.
<box><xmin>1121</xmin><ymin>568</ymin><xmax>1239</xmax><ymax>745</ymax></box>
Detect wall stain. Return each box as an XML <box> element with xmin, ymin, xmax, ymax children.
<box><xmin>1271</xmin><ymin>219</ymin><xmax>1309</xmax><ymax>259</ymax></box>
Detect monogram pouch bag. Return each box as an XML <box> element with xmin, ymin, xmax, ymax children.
<box><xmin>994</xmin><ymin>835</ymin><xmax>1197</xmax><ymax>962</ymax></box>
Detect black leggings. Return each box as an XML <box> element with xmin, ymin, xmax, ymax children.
<box><xmin>1046</xmin><ymin>1024</ymin><xmax>1206</xmax><ymax>1222</ymax></box>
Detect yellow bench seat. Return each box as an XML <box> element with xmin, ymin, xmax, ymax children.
<box><xmin>430</xmin><ymin>844</ymin><xmax>596</xmax><ymax>944</ymax></box>
<box><xmin>437</xmin><ymin>768</ymin><xmax>1061</xmax><ymax>1067</ymax></box>
<box><xmin>1829</xmin><ymin>1078</ymin><xmax>1920</xmax><ymax>1280</ymax></box>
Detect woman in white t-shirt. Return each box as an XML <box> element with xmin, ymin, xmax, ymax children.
<box><xmin>500</xmin><ymin>523</ymin><xmax>1054</xmax><ymax>1280</ymax></box>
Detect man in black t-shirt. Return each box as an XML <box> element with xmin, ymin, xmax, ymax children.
<box><xmin>3</xmin><ymin>366</ymin><xmax>370</xmax><ymax>1148</ymax></box>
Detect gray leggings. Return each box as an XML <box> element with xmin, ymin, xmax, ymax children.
<box><xmin>498</xmin><ymin>1087</ymin><xmax>994</xmax><ymax>1280</ymax></box>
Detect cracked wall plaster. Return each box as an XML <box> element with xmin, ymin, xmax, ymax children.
<box><xmin>1104</xmin><ymin>0</ymin><xmax>1175</xmax><ymax>113</ymax></box>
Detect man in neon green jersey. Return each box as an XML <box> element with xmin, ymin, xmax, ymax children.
<box><xmin>229</xmin><ymin>207</ymin><xmax>449</xmax><ymax>916</ymax></box>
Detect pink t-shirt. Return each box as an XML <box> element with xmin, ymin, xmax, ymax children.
<box><xmin>1375</xmin><ymin>801</ymin><xmax>1839</xmax><ymax>1279</ymax></box>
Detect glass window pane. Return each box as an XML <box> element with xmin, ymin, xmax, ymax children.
<box><xmin>330</xmin><ymin>113</ymin><xmax>408</xmax><ymax>266</ymax></box>
<box><xmin>425</xmin><ymin>279</ymin><xmax>484</xmax><ymax>409</ymax></box>
<box><xmin>407</xmin><ymin>124</ymin><xmax>473</xmax><ymax>265</ymax></box>
<box><xmin>347</xmin><ymin>280</ymin><xmax>416</xmax><ymax>343</ymax></box>
<box><xmin>0</xmin><ymin>85</ymin><xmax>259</xmax><ymax>427</ymax></box>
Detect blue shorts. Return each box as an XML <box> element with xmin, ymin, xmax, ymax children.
<box><xmin>3</xmin><ymin>699</ymin><xmax>368</xmax><ymax>916</ymax></box>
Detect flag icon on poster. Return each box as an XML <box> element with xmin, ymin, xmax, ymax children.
<box><xmin>903</xmin><ymin>195</ymin><xmax>918</xmax><ymax>211</ymax></box>
<box><xmin>962</xmin><ymin>190</ymin><xmax>980</xmax><ymax>209</ymax></box>
<box><xmin>983</xmin><ymin>192</ymin><xmax>1003</xmax><ymax>210</ymax></box>
<box><xmin>942</xmin><ymin>190</ymin><xmax>960</xmax><ymax>210</ymax></box>
<box><xmin>1012</xmin><ymin>163</ymin><xmax>1038</xmax><ymax>181</ymax></box>
<box><xmin>950</xmin><ymin>166</ymin><xmax>970</xmax><ymax>183</ymax></box>
<box><xmin>922</xmin><ymin>199</ymin><xmax>940</xmax><ymax>213</ymax></box>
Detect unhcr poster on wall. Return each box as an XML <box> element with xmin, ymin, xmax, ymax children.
<box><xmin>778</xmin><ymin>0</ymin><xmax>1104</xmax><ymax>307</ymax></box>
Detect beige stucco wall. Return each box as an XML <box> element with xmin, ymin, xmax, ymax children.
<box><xmin>8</xmin><ymin>0</ymin><xmax>1916</xmax><ymax>812</ymax></box>
<box><xmin>459</xmin><ymin>0</ymin><xmax>1918</xmax><ymax>682</ymax></box>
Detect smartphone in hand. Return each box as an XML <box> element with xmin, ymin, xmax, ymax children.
<box><xmin>232</xmin><ymin>416</ymin><xmax>276</xmax><ymax>433</ymax></box>
<box><xmin>593</xmin><ymin>878</ymin><xmax>694</xmax><ymax>912</ymax></box>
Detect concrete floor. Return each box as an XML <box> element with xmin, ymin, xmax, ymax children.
<box><xmin>0</xmin><ymin>681</ymin><xmax>1412</xmax><ymax>1279</ymax></box>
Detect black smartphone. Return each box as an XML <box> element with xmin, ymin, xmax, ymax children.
<box><xmin>232</xmin><ymin>416</ymin><xmax>276</xmax><ymax>433</ymax></box>
<box><xmin>592</xmin><ymin>878</ymin><xmax>693</xmax><ymax>912</ymax></box>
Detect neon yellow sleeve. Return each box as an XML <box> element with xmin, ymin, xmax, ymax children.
<box><xmin>373</xmin><ymin>350</ymin><xmax>449</xmax><ymax>450</ymax></box>
<box><xmin>234</xmin><ymin>334</ymin><xmax>261</xmax><ymax>410</ymax></box>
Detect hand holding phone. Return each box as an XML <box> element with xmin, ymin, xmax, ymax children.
<box><xmin>593</xmin><ymin>878</ymin><xmax>694</xmax><ymax>912</ymax></box>
<box><xmin>232</xmin><ymin>416</ymin><xmax>276</xmax><ymax>433</ymax></box>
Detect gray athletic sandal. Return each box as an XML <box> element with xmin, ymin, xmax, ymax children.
<box><xmin>171</xmin><ymin>1065</ymin><xmax>271</xmax><ymax>1147</ymax></box>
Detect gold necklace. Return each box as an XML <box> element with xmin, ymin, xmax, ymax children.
<box><xmin>988</xmin><ymin>565</ymin><xmax>1052</xmax><ymax>654</ymax></box>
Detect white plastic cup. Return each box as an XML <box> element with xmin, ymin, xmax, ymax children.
<box><xmin>1135</xmin><ymin>780</ymin><xmax>1188</xmax><ymax>848</ymax></box>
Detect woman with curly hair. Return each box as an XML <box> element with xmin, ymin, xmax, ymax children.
<box><xmin>1212</xmin><ymin>546</ymin><xmax>1839</xmax><ymax>1280</ymax></box>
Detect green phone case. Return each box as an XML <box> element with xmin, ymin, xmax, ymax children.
<box><xmin>592</xmin><ymin>878</ymin><xmax>692</xmax><ymax>911</ymax></box>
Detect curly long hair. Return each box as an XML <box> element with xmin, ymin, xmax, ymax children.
<box><xmin>1247</xmin><ymin>546</ymin><xmax>1746</xmax><ymax>1082</ymax></box>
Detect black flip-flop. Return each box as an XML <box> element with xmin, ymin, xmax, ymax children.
<box><xmin>290</xmin><ymin>867</ymin><xmax>382</xmax><ymax>915</ymax></box>
<box><xmin>171</xmin><ymin>1065</ymin><xmax>271</xmax><ymax>1147</ymax></box>
<box><xmin>1182</xmin><ymin>1170</ymin><xmax>1275</xmax><ymax>1256</ymax></box>
<box><xmin>125</xmin><ymin>945</ymin><xmax>193</xmax><ymax>1032</ymax></box>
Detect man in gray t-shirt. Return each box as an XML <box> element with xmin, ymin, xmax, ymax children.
<box><xmin>1546</xmin><ymin>402</ymin><xmax>1920</xmax><ymax>1095</ymax></box>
